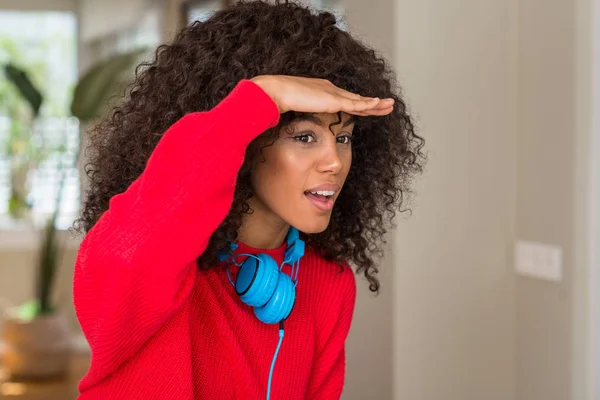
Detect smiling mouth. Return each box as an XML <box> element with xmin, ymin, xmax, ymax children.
<box><xmin>304</xmin><ymin>190</ymin><xmax>335</xmax><ymax>212</ymax></box>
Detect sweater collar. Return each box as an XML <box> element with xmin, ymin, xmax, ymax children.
<box><xmin>230</xmin><ymin>239</ymin><xmax>288</xmax><ymax>267</ymax></box>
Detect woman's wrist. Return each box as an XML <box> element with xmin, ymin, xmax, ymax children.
<box><xmin>250</xmin><ymin>75</ymin><xmax>284</xmax><ymax>113</ymax></box>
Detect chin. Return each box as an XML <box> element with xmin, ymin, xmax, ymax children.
<box><xmin>291</xmin><ymin>216</ymin><xmax>331</xmax><ymax>234</ymax></box>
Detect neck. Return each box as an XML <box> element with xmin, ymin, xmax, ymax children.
<box><xmin>236</xmin><ymin>197</ymin><xmax>290</xmax><ymax>249</ymax></box>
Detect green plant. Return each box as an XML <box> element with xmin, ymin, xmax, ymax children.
<box><xmin>71</xmin><ymin>48</ymin><xmax>148</xmax><ymax>122</ymax></box>
<box><xmin>16</xmin><ymin>177</ymin><xmax>65</xmax><ymax>320</ymax></box>
<box><xmin>34</xmin><ymin>163</ymin><xmax>66</xmax><ymax>316</ymax></box>
<box><xmin>3</xmin><ymin>47</ymin><xmax>147</xmax><ymax>218</ymax></box>
<box><xmin>4</xmin><ymin>64</ymin><xmax>42</xmax><ymax>117</ymax></box>
<box><xmin>3</xmin><ymin>63</ymin><xmax>46</xmax><ymax>220</ymax></box>
<box><xmin>16</xmin><ymin>136</ymin><xmax>67</xmax><ymax>320</ymax></box>
<box><xmin>8</xmin><ymin>48</ymin><xmax>149</xmax><ymax>320</ymax></box>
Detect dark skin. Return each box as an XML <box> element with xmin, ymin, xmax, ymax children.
<box><xmin>236</xmin><ymin>75</ymin><xmax>394</xmax><ymax>249</ymax></box>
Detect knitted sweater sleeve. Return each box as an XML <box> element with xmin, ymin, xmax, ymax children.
<box><xmin>307</xmin><ymin>265</ymin><xmax>358</xmax><ymax>399</ymax></box>
<box><xmin>73</xmin><ymin>80</ymin><xmax>280</xmax><ymax>391</ymax></box>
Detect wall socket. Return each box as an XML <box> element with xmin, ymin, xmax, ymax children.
<box><xmin>515</xmin><ymin>241</ymin><xmax>563</xmax><ymax>282</ymax></box>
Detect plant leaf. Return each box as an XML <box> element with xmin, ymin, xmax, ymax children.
<box><xmin>36</xmin><ymin>213</ymin><xmax>61</xmax><ymax>315</ymax></box>
<box><xmin>4</xmin><ymin>63</ymin><xmax>43</xmax><ymax>117</ymax></box>
<box><xmin>71</xmin><ymin>48</ymin><xmax>148</xmax><ymax>122</ymax></box>
<box><xmin>18</xmin><ymin>300</ymin><xmax>39</xmax><ymax>321</ymax></box>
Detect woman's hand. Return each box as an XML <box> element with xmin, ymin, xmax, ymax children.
<box><xmin>250</xmin><ymin>75</ymin><xmax>394</xmax><ymax>116</ymax></box>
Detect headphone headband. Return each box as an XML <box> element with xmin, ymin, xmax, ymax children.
<box><xmin>286</xmin><ymin>226</ymin><xmax>299</xmax><ymax>245</ymax></box>
<box><xmin>218</xmin><ymin>227</ymin><xmax>305</xmax><ymax>264</ymax></box>
<box><xmin>283</xmin><ymin>227</ymin><xmax>304</xmax><ymax>266</ymax></box>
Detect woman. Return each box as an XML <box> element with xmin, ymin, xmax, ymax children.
<box><xmin>72</xmin><ymin>1</ymin><xmax>424</xmax><ymax>399</ymax></box>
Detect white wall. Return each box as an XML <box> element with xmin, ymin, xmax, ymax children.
<box><xmin>516</xmin><ymin>0</ymin><xmax>596</xmax><ymax>398</ymax></box>
<box><xmin>341</xmin><ymin>2</ymin><xmax>395</xmax><ymax>399</ymax></box>
<box><xmin>392</xmin><ymin>0</ymin><xmax>518</xmax><ymax>399</ymax></box>
<box><xmin>515</xmin><ymin>2</ymin><xmax>576</xmax><ymax>399</ymax></box>
<box><xmin>389</xmin><ymin>0</ymin><xmax>598</xmax><ymax>399</ymax></box>
<box><xmin>591</xmin><ymin>0</ymin><xmax>600</xmax><ymax>397</ymax></box>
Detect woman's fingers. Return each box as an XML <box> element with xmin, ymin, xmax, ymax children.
<box><xmin>333</xmin><ymin>86</ymin><xmax>394</xmax><ymax>106</ymax></box>
<box><xmin>337</xmin><ymin>95</ymin><xmax>395</xmax><ymax>115</ymax></box>
<box><xmin>351</xmin><ymin>106</ymin><xmax>394</xmax><ymax>117</ymax></box>
<box><xmin>353</xmin><ymin>97</ymin><xmax>380</xmax><ymax>110</ymax></box>
<box><xmin>335</xmin><ymin>88</ymin><xmax>363</xmax><ymax>100</ymax></box>
<box><xmin>375</xmin><ymin>98</ymin><xmax>395</xmax><ymax>108</ymax></box>
<box><xmin>334</xmin><ymin>86</ymin><xmax>377</xmax><ymax>102</ymax></box>
<box><xmin>251</xmin><ymin>75</ymin><xmax>394</xmax><ymax>115</ymax></box>
<box><xmin>367</xmin><ymin>106</ymin><xmax>394</xmax><ymax>115</ymax></box>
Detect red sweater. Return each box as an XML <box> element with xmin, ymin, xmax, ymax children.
<box><xmin>73</xmin><ymin>80</ymin><xmax>357</xmax><ymax>400</ymax></box>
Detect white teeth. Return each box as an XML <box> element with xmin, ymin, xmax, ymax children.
<box><xmin>310</xmin><ymin>190</ymin><xmax>335</xmax><ymax>196</ymax></box>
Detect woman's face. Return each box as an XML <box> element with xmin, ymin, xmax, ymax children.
<box><xmin>250</xmin><ymin>112</ymin><xmax>355</xmax><ymax>234</ymax></box>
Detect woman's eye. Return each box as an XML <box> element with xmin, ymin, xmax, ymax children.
<box><xmin>294</xmin><ymin>134</ymin><xmax>315</xmax><ymax>143</ymax></box>
<box><xmin>337</xmin><ymin>135</ymin><xmax>353</xmax><ymax>145</ymax></box>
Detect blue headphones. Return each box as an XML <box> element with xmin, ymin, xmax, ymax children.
<box><xmin>218</xmin><ymin>227</ymin><xmax>305</xmax><ymax>325</ymax></box>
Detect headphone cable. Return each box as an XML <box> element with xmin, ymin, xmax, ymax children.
<box><xmin>266</xmin><ymin>321</ymin><xmax>285</xmax><ymax>400</ymax></box>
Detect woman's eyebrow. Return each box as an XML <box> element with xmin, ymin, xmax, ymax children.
<box><xmin>295</xmin><ymin>113</ymin><xmax>356</xmax><ymax>128</ymax></box>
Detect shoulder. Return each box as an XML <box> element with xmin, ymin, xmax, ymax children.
<box><xmin>299</xmin><ymin>247</ymin><xmax>357</xmax><ymax>340</ymax></box>
<box><xmin>300</xmin><ymin>246</ymin><xmax>357</xmax><ymax>305</ymax></box>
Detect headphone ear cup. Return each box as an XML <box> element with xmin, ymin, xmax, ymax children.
<box><xmin>254</xmin><ymin>272</ymin><xmax>296</xmax><ymax>324</ymax></box>
<box><xmin>237</xmin><ymin>253</ymin><xmax>279</xmax><ymax>308</ymax></box>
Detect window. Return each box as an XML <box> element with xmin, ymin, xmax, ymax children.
<box><xmin>185</xmin><ymin>0</ymin><xmax>223</xmax><ymax>25</ymax></box>
<box><xmin>312</xmin><ymin>0</ymin><xmax>347</xmax><ymax>31</ymax></box>
<box><xmin>183</xmin><ymin>0</ymin><xmax>346</xmax><ymax>29</ymax></box>
<box><xmin>0</xmin><ymin>11</ymin><xmax>78</xmax><ymax>230</ymax></box>
<box><xmin>116</xmin><ymin>7</ymin><xmax>162</xmax><ymax>54</ymax></box>
<box><xmin>87</xmin><ymin>5</ymin><xmax>161</xmax><ymax>66</ymax></box>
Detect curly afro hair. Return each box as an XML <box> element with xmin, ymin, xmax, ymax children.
<box><xmin>73</xmin><ymin>0</ymin><xmax>426</xmax><ymax>293</ymax></box>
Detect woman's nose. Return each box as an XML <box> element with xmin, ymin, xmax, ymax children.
<box><xmin>316</xmin><ymin>139</ymin><xmax>344</xmax><ymax>174</ymax></box>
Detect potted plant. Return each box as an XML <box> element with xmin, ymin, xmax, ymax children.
<box><xmin>0</xmin><ymin>48</ymin><xmax>147</xmax><ymax>380</ymax></box>
<box><xmin>1</xmin><ymin>182</ymin><xmax>71</xmax><ymax>380</ymax></box>
<box><xmin>1</xmin><ymin>64</ymin><xmax>47</xmax><ymax>222</ymax></box>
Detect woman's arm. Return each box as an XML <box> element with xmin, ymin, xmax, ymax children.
<box><xmin>73</xmin><ymin>80</ymin><xmax>280</xmax><ymax>391</ymax></box>
<box><xmin>306</xmin><ymin>266</ymin><xmax>357</xmax><ymax>399</ymax></box>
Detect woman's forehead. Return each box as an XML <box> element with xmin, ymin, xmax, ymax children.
<box><xmin>291</xmin><ymin>112</ymin><xmax>356</xmax><ymax>127</ymax></box>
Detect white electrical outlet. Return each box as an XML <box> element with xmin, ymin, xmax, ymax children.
<box><xmin>515</xmin><ymin>241</ymin><xmax>563</xmax><ymax>281</ymax></box>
